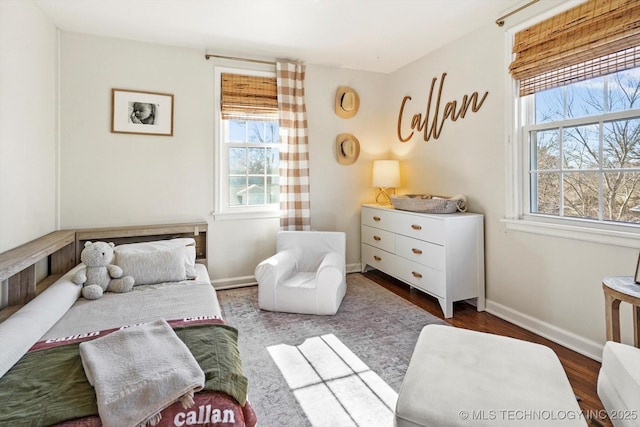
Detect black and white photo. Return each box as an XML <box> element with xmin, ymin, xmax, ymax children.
<box><xmin>112</xmin><ymin>89</ymin><xmax>173</xmax><ymax>136</ymax></box>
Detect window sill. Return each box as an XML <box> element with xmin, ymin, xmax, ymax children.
<box><xmin>212</xmin><ymin>209</ymin><xmax>280</xmax><ymax>221</ymax></box>
<box><xmin>501</xmin><ymin>218</ymin><xmax>640</xmax><ymax>249</ymax></box>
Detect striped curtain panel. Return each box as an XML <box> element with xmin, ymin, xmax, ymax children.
<box><xmin>277</xmin><ymin>61</ymin><xmax>311</xmax><ymax>231</ymax></box>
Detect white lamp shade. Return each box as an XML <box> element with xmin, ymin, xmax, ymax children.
<box><xmin>372</xmin><ymin>160</ymin><xmax>400</xmax><ymax>188</ymax></box>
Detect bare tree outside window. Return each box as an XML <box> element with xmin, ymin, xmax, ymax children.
<box><xmin>529</xmin><ymin>69</ymin><xmax>640</xmax><ymax>225</ymax></box>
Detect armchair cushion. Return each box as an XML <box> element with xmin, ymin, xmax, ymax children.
<box><xmin>277</xmin><ymin>231</ymin><xmax>345</xmax><ymax>272</ymax></box>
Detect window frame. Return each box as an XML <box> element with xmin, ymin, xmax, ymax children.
<box><xmin>213</xmin><ymin>64</ymin><xmax>280</xmax><ymax>221</ymax></box>
<box><xmin>503</xmin><ymin>4</ymin><xmax>640</xmax><ymax>249</ymax></box>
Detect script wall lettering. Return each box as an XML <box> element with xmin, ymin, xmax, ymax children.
<box><xmin>397</xmin><ymin>72</ymin><xmax>488</xmax><ymax>142</ymax></box>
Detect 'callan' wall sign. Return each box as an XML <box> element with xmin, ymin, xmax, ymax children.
<box><xmin>397</xmin><ymin>72</ymin><xmax>488</xmax><ymax>142</ymax></box>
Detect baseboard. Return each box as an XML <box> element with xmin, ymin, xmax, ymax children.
<box><xmin>486</xmin><ymin>299</ymin><xmax>604</xmax><ymax>362</ymax></box>
<box><xmin>212</xmin><ymin>263</ymin><xmax>363</xmax><ymax>290</ymax></box>
<box><xmin>212</xmin><ymin>275</ymin><xmax>256</xmax><ymax>290</ymax></box>
<box><xmin>347</xmin><ymin>263</ymin><xmax>362</xmax><ymax>274</ymax></box>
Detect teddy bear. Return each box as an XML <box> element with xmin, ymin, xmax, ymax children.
<box><xmin>72</xmin><ymin>241</ymin><xmax>135</xmax><ymax>300</ymax></box>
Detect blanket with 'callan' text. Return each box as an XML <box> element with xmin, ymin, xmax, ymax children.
<box><xmin>0</xmin><ymin>317</ymin><xmax>257</xmax><ymax>427</ymax></box>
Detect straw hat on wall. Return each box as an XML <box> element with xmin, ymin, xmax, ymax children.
<box><xmin>335</xmin><ymin>86</ymin><xmax>360</xmax><ymax>118</ymax></box>
<box><xmin>336</xmin><ymin>133</ymin><xmax>360</xmax><ymax>165</ymax></box>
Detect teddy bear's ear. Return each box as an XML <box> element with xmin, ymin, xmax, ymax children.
<box><xmin>84</xmin><ymin>241</ymin><xmax>93</xmax><ymax>248</ymax></box>
<box><xmin>108</xmin><ymin>242</ymin><xmax>115</xmax><ymax>248</ymax></box>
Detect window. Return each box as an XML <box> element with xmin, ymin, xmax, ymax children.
<box><xmin>224</xmin><ymin>119</ymin><xmax>279</xmax><ymax>207</ymax></box>
<box><xmin>523</xmin><ymin>68</ymin><xmax>640</xmax><ymax>226</ymax></box>
<box><xmin>506</xmin><ymin>0</ymin><xmax>640</xmax><ymax>245</ymax></box>
<box><xmin>214</xmin><ymin>67</ymin><xmax>279</xmax><ymax>217</ymax></box>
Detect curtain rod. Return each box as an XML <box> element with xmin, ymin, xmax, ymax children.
<box><xmin>495</xmin><ymin>0</ymin><xmax>540</xmax><ymax>26</ymax></box>
<box><xmin>205</xmin><ymin>53</ymin><xmax>276</xmax><ymax>65</ymax></box>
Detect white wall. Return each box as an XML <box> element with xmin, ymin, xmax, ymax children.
<box><xmin>386</xmin><ymin>4</ymin><xmax>637</xmax><ymax>358</ymax></box>
<box><xmin>59</xmin><ymin>33</ymin><xmax>214</xmax><ymax>229</ymax></box>
<box><xmin>58</xmin><ymin>32</ymin><xmax>388</xmax><ymax>284</ymax></box>
<box><xmin>305</xmin><ymin>65</ymin><xmax>389</xmax><ymax>262</ymax></box>
<box><xmin>0</xmin><ymin>1</ymin><xmax>58</xmax><ymax>253</ymax></box>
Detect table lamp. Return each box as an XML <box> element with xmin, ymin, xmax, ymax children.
<box><xmin>372</xmin><ymin>160</ymin><xmax>400</xmax><ymax>205</ymax></box>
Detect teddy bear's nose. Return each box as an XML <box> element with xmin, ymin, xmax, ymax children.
<box><xmin>102</xmin><ymin>252</ymin><xmax>105</xmax><ymax>256</ymax></box>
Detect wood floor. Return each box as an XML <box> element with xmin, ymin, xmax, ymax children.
<box><xmin>363</xmin><ymin>269</ymin><xmax>612</xmax><ymax>427</ymax></box>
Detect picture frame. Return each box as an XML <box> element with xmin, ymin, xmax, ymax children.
<box><xmin>635</xmin><ymin>252</ymin><xmax>640</xmax><ymax>284</ymax></box>
<box><xmin>111</xmin><ymin>88</ymin><xmax>174</xmax><ymax>136</ymax></box>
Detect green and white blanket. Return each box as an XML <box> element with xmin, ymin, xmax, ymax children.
<box><xmin>0</xmin><ymin>319</ymin><xmax>249</xmax><ymax>427</ymax></box>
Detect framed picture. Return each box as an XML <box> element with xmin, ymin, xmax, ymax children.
<box><xmin>635</xmin><ymin>253</ymin><xmax>640</xmax><ymax>284</ymax></box>
<box><xmin>111</xmin><ymin>89</ymin><xmax>174</xmax><ymax>136</ymax></box>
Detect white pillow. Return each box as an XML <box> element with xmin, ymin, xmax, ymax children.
<box><xmin>115</xmin><ymin>246</ymin><xmax>187</xmax><ymax>286</ymax></box>
<box><xmin>115</xmin><ymin>238</ymin><xmax>198</xmax><ymax>279</ymax></box>
<box><xmin>183</xmin><ymin>246</ymin><xmax>198</xmax><ymax>279</ymax></box>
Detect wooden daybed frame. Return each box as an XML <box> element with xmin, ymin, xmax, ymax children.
<box><xmin>0</xmin><ymin>221</ymin><xmax>208</xmax><ymax>322</ymax></box>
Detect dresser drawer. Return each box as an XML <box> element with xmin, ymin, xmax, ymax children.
<box><xmin>362</xmin><ymin>225</ymin><xmax>395</xmax><ymax>253</ymax></box>
<box><xmin>396</xmin><ymin>235</ymin><xmax>444</xmax><ymax>271</ymax></box>
<box><xmin>396</xmin><ymin>257</ymin><xmax>445</xmax><ymax>298</ymax></box>
<box><xmin>361</xmin><ymin>207</ymin><xmax>395</xmax><ymax>232</ymax></box>
<box><xmin>394</xmin><ymin>213</ymin><xmax>444</xmax><ymax>245</ymax></box>
<box><xmin>362</xmin><ymin>244</ymin><xmax>396</xmax><ymax>275</ymax></box>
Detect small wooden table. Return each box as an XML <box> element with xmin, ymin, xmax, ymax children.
<box><xmin>602</xmin><ymin>276</ymin><xmax>640</xmax><ymax>348</ymax></box>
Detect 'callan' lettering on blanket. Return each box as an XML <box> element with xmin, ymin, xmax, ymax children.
<box><xmin>183</xmin><ymin>315</ymin><xmax>221</xmax><ymax>322</ymax></box>
<box><xmin>174</xmin><ymin>404</ymin><xmax>235</xmax><ymax>426</ymax></box>
<box><xmin>44</xmin><ymin>331</ymin><xmax>100</xmax><ymax>343</ymax></box>
<box><xmin>31</xmin><ymin>317</ymin><xmax>226</xmax><ymax>352</ymax></box>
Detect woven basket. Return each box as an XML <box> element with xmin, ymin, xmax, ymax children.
<box><xmin>390</xmin><ymin>194</ymin><xmax>467</xmax><ymax>214</ymax></box>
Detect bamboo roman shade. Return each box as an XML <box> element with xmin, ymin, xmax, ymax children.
<box><xmin>220</xmin><ymin>73</ymin><xmax>278</xmax><ymax>120</ymax></box>
<box><xmin>509</xmin><ymin>0</ymin><xmax>640</xmax><ymax>96</ymax></box>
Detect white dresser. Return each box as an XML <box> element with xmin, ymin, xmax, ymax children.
<box><xmin>361</xmin><ymin>204</ymin><xmax>485</xmax><ymax>318</ymax></box>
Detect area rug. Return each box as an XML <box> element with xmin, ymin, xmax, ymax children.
<box><xmin>217</xmin><ymin>272</ymin><xmax>449</xmax><ymax>427</ymax></box>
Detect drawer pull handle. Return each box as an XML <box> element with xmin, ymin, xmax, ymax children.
<box><xmin>374</xmin><ymin>255</ymin><xmax>382</xmax><ymax>261</ymax></box>
<box><xmin>412</xmin><ymin>248</ymin><xmax>423</xmax><ymax>254</ymax></box>
<box><xmin>373</xmin><ymin>236</ymin><xmax>381</xmax><ymax>241</ymax></box>
<box><xmin>411</xmin><ymin>224</ymin><xmax>422</xmax><ymax>230</ymax></box>
<box><xmin>373</xmin><ymin>216</ymin><xmax>381</xmax><ymax>222</ymax></box>
<box><xmin>412</xmin><ymin>271</ymin><xmax>423</xmax><ymax>278</ymax></box>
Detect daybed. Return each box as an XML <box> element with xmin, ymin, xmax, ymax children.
<box><xmin>0</xmin><ymin>222</ymin><xmax>256</xmax><ymax>427</ymax></box>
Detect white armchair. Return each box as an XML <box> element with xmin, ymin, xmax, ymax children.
<box><xmin>254</xmin><ymin>231</ymin><xmax>346</xmax><ymax>315</ymax></box>
<box><xmin>597</xmin><ymin>341</ymin><xmax>640</xmax><ymax>427</ymax></box>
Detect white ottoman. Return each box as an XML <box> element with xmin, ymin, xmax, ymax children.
<box><xmin>395</xmin><ymin>325</ymin><xmax>587</xmax><ymax>427</ymax></box>
<box><xmin>597</xmin><ymin>341</ymin><xmax>640</xmax><ymax>427</ymax></box>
